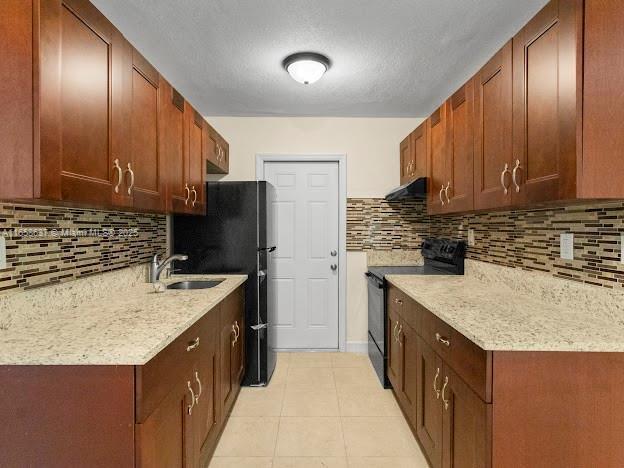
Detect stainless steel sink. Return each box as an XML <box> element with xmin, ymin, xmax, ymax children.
<box><xmin>166</xmin><ymin>280</ymin><xmax>223</xmax><ymax>290</ymax></box>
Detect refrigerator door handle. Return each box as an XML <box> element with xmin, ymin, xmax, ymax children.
<box><xmin>251</xmin><ymin>323</ymin><xmax>268</xmax><ymax>331</ymax></box>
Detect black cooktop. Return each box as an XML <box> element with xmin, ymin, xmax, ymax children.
<box><xmin>366</xmin><ymin>238</ymin><xmax>466</xmax><ymax>282</ymax></box>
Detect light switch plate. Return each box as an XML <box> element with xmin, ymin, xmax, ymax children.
<box><xmin>467</xmin><ymin>229</ymin><xmax>475</xmax><ymax>247</ymax></box>
<box><xmin>560</xmin><ymin>233</ymin><xmax>574</xmax><ymax>260</ymax></box>
<box><xmin>0</xmin><ymin>236</ymin><xmax>6</xmax><ymax>269</ymax></box>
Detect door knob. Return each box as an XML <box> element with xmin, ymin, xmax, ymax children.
<box><xmin>330</xmin><ymin>250</ymin><xmax>337</xmax><ymax>257</ymax></box>
<box><xmin>330</xmin><ymin>264</ymin><xmax>337</xmax><ymax>271</ymax></box>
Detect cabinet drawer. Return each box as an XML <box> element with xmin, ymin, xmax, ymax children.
<box><xmin>419</xmin><ymin>303</ymin><xmax>492</xmax><ymax>402</ymax></box>
<box><xmin>387</xmin><ymin>285</ymin><xmax>421</xmax><ymax>332</ymax></box>
<box><xmin>135</xmin><ymin>321</ymin><xmax>202</xmax><ymax>422</ymax></box>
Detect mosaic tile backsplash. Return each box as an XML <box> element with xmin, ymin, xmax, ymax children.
<box><xmin>0</xmin><ymin>203</ymin><xmax>167</xmax><ymax>293</ymax></box>
<box><xmin>347</xmin><ymin>198</ymin><xmax>624</xmax><ymax>289</ymax></box>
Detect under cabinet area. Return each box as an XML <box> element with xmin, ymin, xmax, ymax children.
<box><xmin>0</xmin><ymin>0</ymin><xmax>228</xmax><ymax>214</ymax></box>
<box><xmin>386</xmin><ymin>281</ymin><xmax>624</xmax><ymax>468</ymax></box>
<box><xmin>0</xmin><ymin>284</ymin><xmax>245</xmax><ymax>468</ymax></box>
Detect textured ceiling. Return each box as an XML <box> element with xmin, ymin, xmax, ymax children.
<box><xmin>92</xmin><ymin>0</ymin><xmax>548</xmax><ymax>117</ymax></box>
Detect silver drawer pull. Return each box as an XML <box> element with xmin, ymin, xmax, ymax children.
<box><xmin>194</xmin><ymin>371</ymin><xmax>202</xmax><ymax>403</ymax></box>
<box><xmin>397</xmin><ymin>324</ymin><xmax>403</xmax><ymax>347</ymax></box>
<box><xmin>231</xmin><ymin>324</ymin><xmax>237</xmax><ymax>347</ymax></box>
<box><xmin>186</xmin><ymin>337</ymin><xmax>200</xmax><ymax>351</ymax></box>
<box><xmin>435</xmin><ymin>332</ymin><xmax>450</xmax><ymax>347</ymax></box>
<box><xmin>187</xmin><ymin>381</ymin><xmax>195</xmax><ymax>415</ymax></box>
<box><xmin>393</xmin><ymin>321</ymin><xmax>399</xmax><ymax>343</ymax></box>
<box><xmin>433</xmin><ymin>367</ymin><xmax>441</xmax><ymax>399</ymax></box>
<box><xmin>442</xmin><ymin>376</ymin><xmax>449</xmax><ymax>410</ymax></box>
<box><xmin>500</xmin><ymin>163</ymin><xmax>511</xmax><ymax>194</ymax></box>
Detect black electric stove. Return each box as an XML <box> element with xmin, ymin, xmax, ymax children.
<box><xmin>366</xmin><ymin>238</ymin><xmax>466</xmax><ymax>388</ymax></box>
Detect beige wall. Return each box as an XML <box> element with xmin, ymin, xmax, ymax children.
<box><xmin>206</xmin><ymin>117</ymin><xmax>423</xmax><ymax>350</ymax></box>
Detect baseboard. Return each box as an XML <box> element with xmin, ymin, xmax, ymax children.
<box><xmin>346</xmin><ymin>341</ymin><xmax>368</xmax><ymax>354</ymax></box>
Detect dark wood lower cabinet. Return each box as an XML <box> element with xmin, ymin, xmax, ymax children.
<box><xmin>442</xmin><ymin>364</ymin><xmax>489</xmax><ymax>468</ymax></box>
<box><xmin>387</xmin><ymin>283</ymin><xmax>624</xmax><ymax>468</ymax></box>
<box><xmin>0</xmin><ymin>285</ymin><xmax>245</xmax><ymax>468</ymax></box>
<box><xmin>416</xmin><ymin>337</ymin><xmax>444</xmax><ymax>468</ymax></box>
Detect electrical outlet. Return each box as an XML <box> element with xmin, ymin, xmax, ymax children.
<box><xmin>467</xmin><ymin>229</ymin><xmax>475</xmax><ymax>247</ymax></box>
<box><xmin>560</xmin><ymin>233</ymin><xmax>574</xmax><ymax>260</ymax></box>
<box><xmin>0</xmin><ymin>236</ymin><xmax>6</xmax><ymax>269</ymax></box>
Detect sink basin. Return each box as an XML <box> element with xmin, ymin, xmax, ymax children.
<box><xmin>167</xmin><ymin>280</ymin><xmax>223</xmax><ymax>290</ymax></box>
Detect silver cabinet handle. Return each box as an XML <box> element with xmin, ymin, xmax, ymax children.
<box><xmin>433</xmin><ymin>367</ymin><xmax>441</xmax><ymax>399</ymax></box>
<box><xmin>186</xmin><ymin>337</ymin><xmax>200</xmax><ymax>352</ymax></box>
<box><xmin>194</xmin><ymin>371</ymin><xmax>202</xmax><ymax>403</ymax></box>
<box><xmin>234</xmin><ymin>321</ymin><xmax>240</xmax><ymax>343</ymax></box>
<box><xmin>439</xmin><ymin>184</ymin><xmax>445</xmax><ymax>205</ymax></box>
<box><xmin>441</xmin><ymin>376</ymin><xmax>449</xmax><ymax>410</ymax></box>
<box><xmin>187</xmin><ymin>381</ymin><xmax>195</xmax><ymax>415</ymax></box>
<box><xmin>444</xmin><ymin>181</ymin><xmax>451</xmax><ymax>204</ymax></box>
<box><xmin>113</xmin><ymin>159</ymin><xmax>123</xmax><ymax>194</ymax></box>
<box><xmin>435</xmin><ymin>332</ymin><xmax>450</xmax><ymax>347</ymax></box>
<box><xmin>500</xmin><ymin>163</ymin><xmax>511</xmax><ymax>194</ymax></box>
<box><xmin>512</xmin><ymin>159</ymin><xmax>522</xmax><ymax>193</ymax></box>
<box><xmin>393</xmin><ymin>321</ymin><xmax>399</xmax><ymax>342</ymax></box>
<box><xmin>231</xmin><ymin>324</ymin><xmax>237</xmax><ymax>347</ymax></box>
<box><xmin>125</xmin><ymin>163</ymin><xmax>135</xmax><ymax>195</ymax></box>
<box><xmin>191</xmin><ymin>186</ymin><xmax>198</xmax><ymax>207</ymax></box>
<box><xmin>184</xmin><ymin>183</ymin><xmax>190</xmax><ymax>205</ymax></box>
<box><xmin>397</xmin><ymin>324</ymin><xmax>403</xmax><ymax>347</ymax></box>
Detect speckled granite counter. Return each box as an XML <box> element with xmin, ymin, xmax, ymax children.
<box><xmin>0</xmin><ymin>271</ymin><xmax>247</xmax><ymax>365</ymax></box>
<box><xmin>386</xmin><ymin>260</ymin><xmax>624</xmax><ymax>352</ymax></box>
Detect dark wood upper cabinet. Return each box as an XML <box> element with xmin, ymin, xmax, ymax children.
<box><xmin>445</xmin><ymin>82</ymin><xmax>475</xmax><ymax>213</ymax></box>
<box><xmin>188</xmin><ymin>108</ymin><xmax>206</xmax><ymax>215</ymax></box>
<box><xmin>160</xmin><ymin>80</ymin><xmax>189</xmax><ymax>213</ymax></box>
<box><xmin>128</xmin><ymin>47</ymin><xmax>165</xmax><ymax>212</ymax></box>
<box><xmin>427</xmin><ymin>106</ymin><xmax>448</xmax><ymax>215</ymax></box>
<box><xmin>441</xmin><ymin>364</ymin><xmax>489</xmax><ymax>468</ymax></box>
<box><xmin>206</xmin><ymin>123</ymin><xmax>229</xmax><ymax>175</ymax></box>
<box><xmin>412</xmin><ymin>123</ymin><xmax>428</xmax><ymax>181</ymax></box>
<box><xmin>39</xmin><ymin>0</ymin><xmax>120</xmax><ymax>206</ymax></box>
<box><xmin>399</xmin><ymin>135</ymin><xmax>412</xmax><ymax>185</ymax></box>
<box><xmin>0</xmin><ymin>0</ymin><xmax>217</xmax><ymax>214</ymax></box>
<box><xmin>512</xmin><ymin>0</ymin><xmax>580</xmax><ymax>205</ymax></box>
<box><xmin>473</xmin><ymin>41</ymin><xmax>513</xmax><ymax>211</ymax></box>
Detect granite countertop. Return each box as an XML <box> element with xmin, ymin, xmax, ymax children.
<box><xmin>0</xmin><ymin>274</ymin><xmax>247</xmax><ymax>365</ymax></box>
<box><xmin>386</xmin><ymin>262</ymin><xmax>624</xmax><ymax>352</ymax></box>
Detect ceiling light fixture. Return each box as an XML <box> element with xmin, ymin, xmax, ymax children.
<box><xmin>283</xmin><ymin>52</ymin><xmax>330</xmax><ymax>85</ymax></box>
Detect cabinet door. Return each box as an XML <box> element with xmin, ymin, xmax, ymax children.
<box><xmin>160</xmin><ymin>79</ymin><xmax>189</xmax><ymax>213</ymax></box>
<box><xmin>427</xmin><ymin>106</ymin><xmax>447</xmax><ymax>215</ymax></box>
<box><xmin>136</xmin><ymin>380</ymin><xmax>195</xmax><ymax>468</ymax></box>
<box><xmin>512</xmin><ymin>0</ymin><xmax>579</xmax><ymax>205</ymax></box>
<box><xmin>397</xmin><ymin>320</ymin><xmax>418</xmax><ymax>427</ymax></box>
<box><xmin>446</xmin><ymin>82</ymin><xmax>475</xmax><ymax>213</ymax></box>
<box><xmin>205</xmin><ymin>125</ymin><xmax>228</xmax><ymax>174</ymax></box>
<box><xmin>473</xmin><ymin>41</ymin><xmax>513</xmax><ymax>211</ymax></box>
<box><xmin>399</xmin><ymin>135</ymin><xmax>412</xmax><ymax>185</ymax></box>
<box><xmin>195</xmin><ymin>310</ymin><xmax>220</xmax><ymax>458</ymax></box>
<box><xmin>129</xmin><ymin>48</ymin><xmax>165</xmax><ymax>212</ymax></box>
<box><xmin>417</xmin><ymin>337</ymin><xmax>443</xmax><ymax>468</ymax></box>
<box><xmin>219</xmin><ymin>309</ymin><xmax>236</xmax><ymax>417</ymax></box>
<box><xmin>441</xmin><ymin>365</ymin><xmax>490</xmax><ymax>468</ymax></box>
<box><xmin>39</xmin><ymin>0</ymin><xmax>120</xmax><ymax>206</ymax></box>
<box><xmin>232</xmin><ymin>292</ymin><xmax>245</xmax><ymax>384</ymax></box>
<box><xmin>387</xmin><ymin>307</ymin><xmax>402</xmax><ymax>389</ymax></box>
<box><xmin>412</xmin><ymin>122</ymin><xmax>427</xmax><ymax>180</ymax></box>
<box><xmin>188</xmin><ymin>108</ymin><xmax>205</xmax><ymax>214</ymax></box>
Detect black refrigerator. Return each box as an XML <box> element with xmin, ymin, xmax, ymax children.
<box><xmin>172</xmin><ymin>181</ymin><xmax>277</xmax><ymax>387</ymax></box>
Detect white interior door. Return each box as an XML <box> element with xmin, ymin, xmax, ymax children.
<box><xmin>264</xmin><ymin>161</ymin><xmax>340</xmax><ymax>350</ymax></box>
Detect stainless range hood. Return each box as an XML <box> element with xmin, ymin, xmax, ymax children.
<box><xmin>384</xmin><ymin>177</ymin><xmax>427</xmax><ymax>201</ymax></box>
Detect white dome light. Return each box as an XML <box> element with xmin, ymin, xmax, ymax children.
<box><xmin>283</xmin><ymin>53</ymin><xmax>330</xmax><ymax>85</ymax></box>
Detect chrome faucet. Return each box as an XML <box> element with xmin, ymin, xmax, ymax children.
<box><xmin>150</xmin><ymin>253</ymin><xmax>188</xmax><ymax>283</ymax></box>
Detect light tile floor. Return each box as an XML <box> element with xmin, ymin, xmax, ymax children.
<box><xmin>210</xmin><ymin>352</ymin><xmax>430</xmax><ymax>468</ymax></box>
